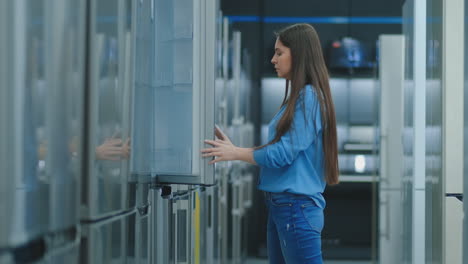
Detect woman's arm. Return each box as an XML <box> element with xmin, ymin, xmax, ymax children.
<box><xmin>203</xmin><ymin>88</ymin><xmax>320</xmax><ymax>167</ymax></box>
<box><xmin>237</xmin><ymin>147</ymin><xmax>257</xmax><ymax>165</ymax></box>
<box><xmin>202</xmin><ymin>140</ymin><xmax>257</xmax><ymax>165</ymax></box>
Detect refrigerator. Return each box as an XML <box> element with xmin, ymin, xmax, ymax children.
<box><xmin>80</xmin><ymin>0</ymin><xmax>137</xmax><ymax>263</ymax></box>
<box><xmin>0</xmin><ymin>0</ymin><xmax>86</xmax><ymax>263</ymax></box>
<box><xmin>131</xmin><ymin>0</ymin><xmax>218</xmax><ymax>186</ymax></box>
<box><xmin>378</xmin><ymin>35</ymin><xmax>405</xmax><ymax>264</ymax></box>
<box><xmin>132</xmin><ymin>0</ymin><xmax>221</xmax><ymax>263</ymax></box>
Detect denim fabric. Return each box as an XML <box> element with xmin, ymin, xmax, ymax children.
<box><xmin>265</xmin><ymin>192</ymin><xmax>324</xmax><ymax>264</ymax></box>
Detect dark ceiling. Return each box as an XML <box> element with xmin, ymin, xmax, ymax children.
<box><xmin>221</xmin><ymin>0</ymin><xmax>403</xmax><ymax>79</ymax></box>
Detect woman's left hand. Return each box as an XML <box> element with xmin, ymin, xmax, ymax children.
<box><xmin>201</xmin><ymin>126</ymin><xmax>239</xmax><ymax>165</ymax></box>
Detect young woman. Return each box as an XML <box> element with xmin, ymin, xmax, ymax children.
<box><xmin>202</xmin><ymin>23</ymin><xmax>339</xmax><ymax>264</ymax></box>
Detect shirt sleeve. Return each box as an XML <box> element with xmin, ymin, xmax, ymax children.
<box><xmin>253</xmin><ymin>88</ymin><xmax>322</xmax><ymax>168</ymax></box>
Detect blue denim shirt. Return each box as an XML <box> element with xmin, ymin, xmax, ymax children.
<box><xmin>253</xmin><ymin>85</ymin><xmax>326</xmax><ymax>208</ymax></box>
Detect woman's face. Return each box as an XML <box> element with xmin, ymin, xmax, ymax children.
<box><xmin>271</xmin><ymin>38</ymin><xmax>292</xmax><ymax>79</ymax></box>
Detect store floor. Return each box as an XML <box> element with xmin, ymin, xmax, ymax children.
<box><xmin>245</xmin><ymin>258</ymin><xmax>371</xmax><ymax>264</ymax></box>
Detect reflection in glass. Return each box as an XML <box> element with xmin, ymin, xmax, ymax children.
<box><xmin>0</xmin><ymin>0</ymin><xmax>86</xmax><ymax>246</ymax></box>
<box><xmin>83</xmin><ymin>0</ymin><xmax>133</xmax><ymax>219</ymax></box>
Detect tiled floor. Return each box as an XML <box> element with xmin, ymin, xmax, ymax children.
<box><xmin>245</xmin><ymin>259</ymin><xmax>371</xmax><ymax>264</ymax></box>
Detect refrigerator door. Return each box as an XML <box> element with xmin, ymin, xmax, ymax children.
<box><xmin>379</xmin><ymin>35</ymin><xmax>405</xmax><ymax>190</ymax></box>
<box><xmin>0</xmin><ymin>0</ymin><xmax>86</xmax><ymax>247</ymax></box>
<box><xmin>80</xmin><ymin>211</ymin><xmax>135</xmax><ymax>264</ymax></box>
<box><xmin>132</xmin><ymin>0</ymin><xmax>217</xmax><ymax>185</ymax></box>
<box><xmin>82</xmin><ymin>0</ymin><xmax>135</xmax><ymax>220</ymax></box>
<box><xmin>131</xmin><ymin>0</ymin><xmax>157</xmax><ymax>184</ymax></box>
<box><xmin>379</xmin><ymin>190</ymin><xmax>403</xmax><ymax>264</ymax></box>
<box><xmin>44</xmin><ymin>0</ymin><xmax>86</xmax><ymax>234</ymax></box>
<box><xmin>378</xmin><ymin>35</ymin><xmax>405</xmax><ymax>264</ymax></box>
<box><xmin>349</xmin><ymin>79</ymin><xmax>378</xmax><ymax>125</ymax></box>
<box><xmin>198</xmin><ymin>185</ymin><xmax>221</xmax><ymax>263</ymax></box>
<box><xmin>133</xmin><ymin>213</ymin><xmax>149</xmax><ymax>264</ymax></box>
<box><xmin>42</xmin><ymin>237</ymin><xmax>80</xmax><ymax>264</ymax></box>
<box><xmin>149</xmin><ymin>188</ymin><xmax>170</xmax><ymax>264</ymax></box>
<box><xmin>174</xmin><ymin>193</ymin><xmax>192</xmax><ymax>264</ymax></box>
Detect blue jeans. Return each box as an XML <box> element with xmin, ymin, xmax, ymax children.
<box><xmin>265</xmin><ymin>192</ymin><xmax>324</xmax><ymax>264</ymax></box>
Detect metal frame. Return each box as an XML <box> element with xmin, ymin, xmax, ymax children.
<box><xmin>412</xmin><ymin>0</ymin><xmax>427</xmax><ymax>262</ymax></box>
<box><xmin>464</xmin><ymin>0</ymin><xmax>468</xmax><ymax>261</ymax></box>
<box><xmin>442</xmin><ymin>0</ymin><xmax>465</xmax><ymax>262</ymax></box>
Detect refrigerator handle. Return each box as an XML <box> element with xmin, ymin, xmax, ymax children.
<box><xmin>379</xmin><ymin>126</ymin><xmax>388</xmax><ymax>185</ymax></box>
<box><xmin>150</xmin><ymin>0</ymin><xmax>154</xmax><ymax>21</ymax></box>
<box><xmin>379</xmin><ymin>194</ymin><xmax>390</xmax><ymax>240</ymax></box>
<box><xmin>446</xmin><ymin>193</ymin><xmax>463</xmax><ymax>202</ymax></box>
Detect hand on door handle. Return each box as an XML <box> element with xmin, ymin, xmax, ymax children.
<box><xmin>202</xmin><ymin>126</ymin><xmax>237</xmax><ymax>164</ymax></box>
<box><xmin>201</xmin><ymin>125</ymin><xmax>256</xmax><ymax>165</ymax></box>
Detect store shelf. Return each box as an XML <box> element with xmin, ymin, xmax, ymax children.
<box><xmin>339</xmin><ymin>175</ymin><xmax>379</xmax><ymax>183</ymax></box>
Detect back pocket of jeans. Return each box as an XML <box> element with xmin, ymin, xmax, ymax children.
<box><xmin>300</xmin><ymin>203</ymin><xmax>324</xmax><ymax>232</ymax></box>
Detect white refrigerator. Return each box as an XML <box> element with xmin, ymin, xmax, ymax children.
<box><xmin>378</xmin><ymin>34</ymin><xmax>405</xmax><ymax>264</ymax></box>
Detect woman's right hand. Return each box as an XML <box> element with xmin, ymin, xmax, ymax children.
<box><xmin>201</xmin><ymin>125</ymin><xmax>238</xmax><ymax>164</ymax></box>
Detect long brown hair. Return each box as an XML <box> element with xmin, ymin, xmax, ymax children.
<box><xmin>262</xmin><ymin>23</ymin><xmax>339</xmax><ymax>185</ymax></box>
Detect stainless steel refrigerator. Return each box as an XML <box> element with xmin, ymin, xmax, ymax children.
<box><xmin>131</xmin><ymin>0</ymin><xmax>219</xmax><ymax>263</ymax></box>
<box><xmin>0</xmin><ymin>0</ymin><xmax>87</xmax><ymax>263</ymax></box>
<box><xmin>80</xmin><ymin>0</ymin><xmax>137</xmax><ymax>263</ymax></box>
<box><xmin>131</xmin><ymin>0</ymin><xmax>217</xmax><ymax>186</ymax></box>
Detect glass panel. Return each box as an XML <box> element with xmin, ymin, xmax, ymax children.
<box><xmin>131</xmin><ymin>0</ymin><xmax>215</xmax><ymax>184</ymax></box>
<box><xmin>154</xmin><ymin>0</ymin><xmax>194</xmax><ymax>176</ymax></box>
<box><xmin>132</xmin><ymin>0</ymin><xmax>197</xmax><ymax>178</ymax></box>
<box><xmin>85</xmin><ymin>0</ymin><xmax>133</xmax><ymax>219</ymax></box>
<box><xmin>132</xmin><ymin>0</ymin><xmax>157</xmax><ymax>179</ymax></box>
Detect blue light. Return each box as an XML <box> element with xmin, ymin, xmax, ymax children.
<box><xmin>226</xmin><ymin>16</ymin><xmax>261</xmax><ymax>22</ymax></box>
<box><xmin>227</xmin><ymin>16</ymin><xmax>403</xmax><ymax>24</ymax></box>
